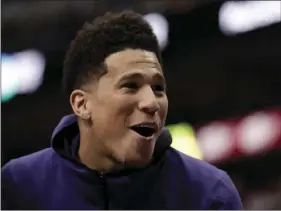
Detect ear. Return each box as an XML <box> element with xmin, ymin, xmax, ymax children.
<box><xmin>70</xmin><ymin>89</ymin><xmax>91</xmax><ymax>120</ymax></box>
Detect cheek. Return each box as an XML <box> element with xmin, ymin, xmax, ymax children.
<box><xmin>159</xmin><ymin>97</ymin><xmax>168</xmax><ymax>119</ymax></box>
<box><xmin>111</xmin><ymin>95</ymin><xmax>137</xmax><ymax>117</ymax></box>
<box><xmin>94</xmin><ymin>94</ymin><xmax>136</xmax><ymax>126</ymax></box>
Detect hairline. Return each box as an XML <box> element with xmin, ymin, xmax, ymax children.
<box><xmin>76</xmin><ymin>47</ymin><xmax>162</xmax><ymax>90</ymax></box>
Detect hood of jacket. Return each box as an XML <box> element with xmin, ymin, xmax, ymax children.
<box><xmin>51</xmin><ymin>114</ymin><xmax>172</xmax><ymax>173</ymax></box>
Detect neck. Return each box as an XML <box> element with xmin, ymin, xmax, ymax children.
<box><xmin>78</xmin><ymin>125</ymin><xmax>123</xmax><ymax>173</ymax></box>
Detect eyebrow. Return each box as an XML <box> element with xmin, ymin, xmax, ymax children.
<box><xmin>118</xmin><ymin>72</ymin><xmax>166</xmax><ymax>84</ymax></box>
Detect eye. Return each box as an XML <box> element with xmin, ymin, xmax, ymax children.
<box><xmin>152</xmin><ymin>84</ymin><xmax>165</xmax><ymax>92</ymax></box>
<box><xmin>122</xmin><ymin>82</ymin><xmax>138</xmax><ymax>89</ymax></box>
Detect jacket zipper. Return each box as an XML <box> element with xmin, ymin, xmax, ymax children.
<box><xmin>99</xmin><ymin>172</ymin><xmax>109</xmax><ymax>210</ymax></box>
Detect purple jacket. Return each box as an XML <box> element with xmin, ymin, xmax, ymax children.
<box><xmin>2</xmin><ymin>114</ymin><xmax>243</xmax><ymax>209</ymax></box>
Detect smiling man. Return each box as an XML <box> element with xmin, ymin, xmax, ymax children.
<box><xmin>74</xmin><ymin>48</ymin><xmax>168</xmax><ymax>171</ymax></box>
<box><xmin>1</xmin><ymin>11</ymin><xmax>243</xmax><ymax>210</ymax></box>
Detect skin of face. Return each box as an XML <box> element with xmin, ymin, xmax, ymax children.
<box><xmin>70</xmin><ymin>49</ymin><xmax>168</xmax><ymax>170</ymax></box>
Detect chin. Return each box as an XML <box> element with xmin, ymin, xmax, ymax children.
<box><xmin>114</xmin><ymin>136</ymin><xmax>156</xmax><ymax>168</ymax></box>
<box><xmin>124</xmin><ymin>152</ymin><xmax>154</xmax><ymax>168</ymax></box>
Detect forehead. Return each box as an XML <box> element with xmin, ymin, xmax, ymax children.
<box><xmin>104</xmin><ymin>49</ymin><xmax>163</xmax><ymax>76</ymax></box>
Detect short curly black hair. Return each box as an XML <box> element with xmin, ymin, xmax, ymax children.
<box><xmin>62</xmin><ymin>11</ymin><xmax>162</xmax><ymax>96</ymax></box>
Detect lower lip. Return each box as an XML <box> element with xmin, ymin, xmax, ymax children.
<box><xmin>130</xmin><ymin>129</ymin><xmax>155</xmax><ymax>140</ymax></box>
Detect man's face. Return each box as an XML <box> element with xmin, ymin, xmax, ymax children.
<box><xmin>84</xmin><ymin>49</ymin><xmax>168</xmax><ymax>167</ymax></box>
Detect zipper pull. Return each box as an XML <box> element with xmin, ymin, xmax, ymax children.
<box><xmin>99</xmin><ymin>172</ymin><xmax>104</xmax><ymax>179</ymax></box>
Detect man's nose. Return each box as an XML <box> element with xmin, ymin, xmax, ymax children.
<box><xmin>138</xmin><ymin>87</ymin><xmax>160</xmax><ymax>115</ymax></box>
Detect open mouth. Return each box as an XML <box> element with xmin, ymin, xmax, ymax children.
<box><xmin>130</xmin><ymin>125</ymin><xmax>156</xmax><ymax>138</ymax></box>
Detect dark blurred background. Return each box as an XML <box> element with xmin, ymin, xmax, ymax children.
<box><xmin>2</xmin><ymin>0</ymin><xmax>281</xmax><ymax>209</ymax></box>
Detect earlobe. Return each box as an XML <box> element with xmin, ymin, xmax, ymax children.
<box><xmin>81</xmin><ymin>113</ymin><xmax>90</xmax><ymax>120</ymax></box>
<box><xmin>70</xmin><ymin>90</ymin><xmax>91</xmax><ymax>119</ymax></box>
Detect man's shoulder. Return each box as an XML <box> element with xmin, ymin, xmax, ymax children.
<box><xmin>1</xmin><ymin>148</ymin><xmax>63</xmax><ymax>209</ymax></box>
<box><xmin>164</xmin><ymin>147</ymin><xmax>231</xmax><ymax>195</ymax></box>
<box><xmin>166</xmin><ymin>147</ymin><xmax>225</xmax><ymax>181</ymax></box>
<box><xmin>2</xmin><ymin>148</ymin><xmax>57</xmax><ymax>177</ymax></box>
<box><xmin>164</xmin><ymin>147</ymin><xmax>242</xmax><ymax>209</ymax></box>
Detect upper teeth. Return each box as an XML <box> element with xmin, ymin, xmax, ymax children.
<box><xmin>138</xmin><ymin>124</ymin><xmax>153</xmax><ymax>128</ymax></box>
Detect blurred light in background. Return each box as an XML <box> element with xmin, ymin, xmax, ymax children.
<box><xmin>1</xmin><ymin>49</ymin><xmax>45</xmax><ymax>103</ymax></box>
<box><xmin>143</xmin><ymin>13</ymin><xmax>169</xmax><ymax>50</ymax></box>
<box><xmin>219</xmin><ymin>1</ymin><xmax>281</xmax><ymax>36</ymax></box>
<box><xmin>196</xmin><ymin>109</ymin><xmax>281</xmax><ymax>164</ymax></box>
<box><xmin>197</xmin><ymin>121</ymin><xmax>235</xmax><ymax>163</ymax></box>
<box><xmin>237</xmin><ymin>111</ymin><xmax>281</xmax><ymax>155</ymax></box>
<box><xmin>167</xmin><ymin>123</ymin><xmax>203</xmax><ymax>160</ymax></box>
<box><xmin>162</xmin><ymin>109</ymin><xmax>281</xmax><ymax>163</ymax></box>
